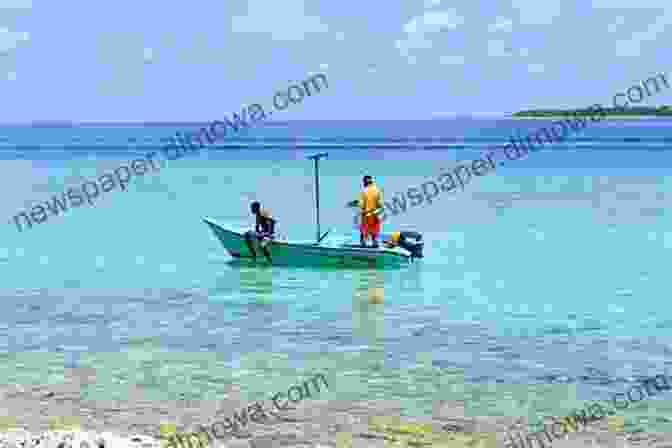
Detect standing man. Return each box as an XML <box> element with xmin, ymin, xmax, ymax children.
<box><xmin>348</xmin><ymin>175</ymin><xmax>383</xmax><ymax>248</ymax></box>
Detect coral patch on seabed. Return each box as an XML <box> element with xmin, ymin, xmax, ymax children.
<box><xmin>0</xmin><ymin>429</ymin><xmax>161</xmax><ymax>448</ymax></box>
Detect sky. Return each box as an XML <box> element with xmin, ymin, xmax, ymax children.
<box><xmin>0</xmin><ymin>0</ymin><xmax>670</xmax><ymax>121</ymax></box>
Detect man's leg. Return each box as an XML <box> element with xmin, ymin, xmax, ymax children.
<box><xmin>259</xmin><ymin>234</ymin><xmax>273</xmax><ymax>263</ymax></box>
<box><xmin>360</xmin><ymin>215</ymin><xmax>368</xmax><ymax>247</ymax></box>
<box><xmin>370</xmin><ymin>216</ymin><xmax>381</xmax><ymax>248</ymax></box>
<box><xmin>244</xmin><ymin>231</ymin><xmax>257</xmax><ymax>259</ymax></box>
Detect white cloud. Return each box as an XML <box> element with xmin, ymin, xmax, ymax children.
<box><xmin>395</xmin><ymin>39</ymin><xmax>407</xmax><ymax>56</ymax></box>
<box><xmin>591</xmin><ymin>0</ymin><xmax>669</xmax><ymax>8</ymax></box>
<box><xmin>607</xmin><ymin>16</ymin><xmax>626</xmax><ymax>33</ymax></box>
<box><xmin>439</xmin><ymin>55</ymin><xmax>465</xmax><ymax>65</ymax></box>
<box><xmin>334</xmin><ymin>31</ymin><xmax>345</xmax><ymax>41</ymax></box>
<box><xmin>403</xmin><ymin>9</ymin><xmax>464</xmax><ymax>35</ymax></box>
<box><xmin>319</xmin><ymin>63</ymin><xmax>329</xmax><ymax>70</ymax></box>
<box><xmin>488</xmin><ymin>17</ymin><xmax>513</xmax><ymax>33</ymax></box>
<box><xmin>527</xmin><ymin>63</ymin><xmax>545</xmax><ymax>73</ymax></box>
<box><xmin>0</xmin><ymin>0</ymin><xmax>31</xmax><ymax>9</ymax></box>
<box><xmin>396</xmin><ymin>35</ymin><xmax>433</xmax><ymax>53</ymax></box>
<box><xmin>0</xmin><ymin>27</ymin><xmax>30</xmax><ymax>55</ymax></box>
<box><xmin>6</xmin><ymin>71</ymin><xmax>16</xmax><ymax>81</ymax></box>
<box><xmin>396</xmin><ymin>8</ymin><xmax>464</xmax><ymax>57</ymax></box>
<box><xmin>143</xmin><ymin>47</ymin><xmax>154</xmax><ymax>63</ymax></box>
<box><xmin>593</xmin><ymin>1</ymin><xmax>671</xmax><ymax>55</ymax></box>
<box><xmin>231</xmin><ymin>0</ymin><xmax>328</xmax><ymax>41</ymax></box>
<box><xmin>615</xmin><ymin>10</ymin><xmax>672</xmax><ymax>56</ymax></box>
<box><xmin>519</xmin><ymin>47</ymin><xmax>529</xmax><ymax>56</ymax></box>
<box><xmin>425</xmin><ymin>0</ymin><xmax>441</xmax><ymax>8</ymax></box>
<box><xmin>487</xmin><ymin>39</ymin><xmax>513</xmax><ymax>57</ymax></box>
<box><xmin>511</xmin><ymin>0</ymin><xmax>562</xmax><ymax>25</ymax></box>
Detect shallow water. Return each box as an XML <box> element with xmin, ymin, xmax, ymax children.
<box><xmin>1</xmin><ymin>119</ymin><xmax>672</xmax><ymax>432</ymax></box>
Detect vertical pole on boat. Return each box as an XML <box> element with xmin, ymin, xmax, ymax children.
<box><xmin>307</xmin><ymin>152</ymin><xmax>328</xmax><ymax>244</ymax></box>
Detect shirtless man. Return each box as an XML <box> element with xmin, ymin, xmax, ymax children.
<box><xmin>245</xmin><ymin>201</ymin><xmax>275</xmax><ymax>262</ymax></box>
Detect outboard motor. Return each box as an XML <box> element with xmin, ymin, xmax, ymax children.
<box><xmin>397</xmin><ymin>231</ymin><xmax>424</xmax><ymax>259</ymax></box>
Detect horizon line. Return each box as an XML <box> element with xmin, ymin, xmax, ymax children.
<box><xmin>2</xmin><ymin>111</ymin><xmax>672</xmax><ymax>127</ymax></box>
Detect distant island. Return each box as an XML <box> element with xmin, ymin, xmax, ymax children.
<box><xmin>512</xmin><ymin>105</ymin><xmax>672</xmax><ymax>118</ymax></box>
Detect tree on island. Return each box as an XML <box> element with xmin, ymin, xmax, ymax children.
<box><xmin>513</xmin><ymin>105</ymin><xmax>672</xmax><ymax>117</ymax></box>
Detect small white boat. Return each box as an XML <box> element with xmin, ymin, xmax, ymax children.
<box><xmin>203</xmin><ymin>217</ymin><xmax>412</xmax><ymax>267</ymax></box>
<box><xmin>204</xmin><ymin>152</ymin><xmax>422</xmax><ymax>267</ymax></box>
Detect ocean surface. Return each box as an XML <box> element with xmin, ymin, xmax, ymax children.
<box><xmin>1</xmin><ymin>118</ymin><xmax>672</xmax><ymax>432</ymax></box>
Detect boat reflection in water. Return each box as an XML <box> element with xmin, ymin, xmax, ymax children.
<box><xmin>351</xmin><ymin>269</ymin><xmax>387</xmax><ymax>372</ymax></box>
<box><xmin>237</xmin><ymin>262</ymin><xmax>274</xmax><ymax>304</ymax></box>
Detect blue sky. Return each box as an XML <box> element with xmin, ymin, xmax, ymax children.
<box><xmin>0</xmin><ymin>0</ymin><xmax>670</xmax><ymax>121</ymax></box>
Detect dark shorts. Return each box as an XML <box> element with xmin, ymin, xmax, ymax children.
<box><xmin>256</xmin><ymin>231</ymin><xmax>273</xmax><ymax>241</ymax></box>
<box><xmin>246</xmin><ymin>231</ymin><xmax>273</xmax><ymax>247</ymax></box>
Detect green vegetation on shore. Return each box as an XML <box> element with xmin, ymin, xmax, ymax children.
<box><xmin>512</xmin><ymin>105</ymin><xmax>672</xmax><ymax>117</ymax></box>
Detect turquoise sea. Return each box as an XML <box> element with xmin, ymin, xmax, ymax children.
<box><xmin>1</xmin><ymin>118</ymin><xmax>672</xmax><ymax>432</ymax></box>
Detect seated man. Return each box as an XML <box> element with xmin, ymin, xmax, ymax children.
<box><xmin>382</xmin><ymin>230</ymin><xmax>424</xmax><ymax>259</ymax></box>
<box><xmin>245</xmin><ymin>201</ymin><xmax>276</xmax><ymax>262</ymax></box>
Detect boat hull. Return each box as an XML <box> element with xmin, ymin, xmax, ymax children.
<box><xmin>203</xmin><ymin>218</ymin><xmax>411</xmax><ymax>267</ymax></box>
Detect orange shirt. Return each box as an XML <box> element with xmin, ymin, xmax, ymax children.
<box><xmin>359</xmin><ymin>184</ymin><xmax>382</xmax><ymax>214</ymax></box>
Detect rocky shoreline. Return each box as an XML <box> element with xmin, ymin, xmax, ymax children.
<box><xmin>2</xmin><ymin>374</ymin><xmax>671</xmax><ymax>448</ymax></box>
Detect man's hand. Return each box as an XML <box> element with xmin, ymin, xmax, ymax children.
<box><xmin>363</xmin><ymin>208</ymin><xmax>383</xmax><ymax>217</ymax></box>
